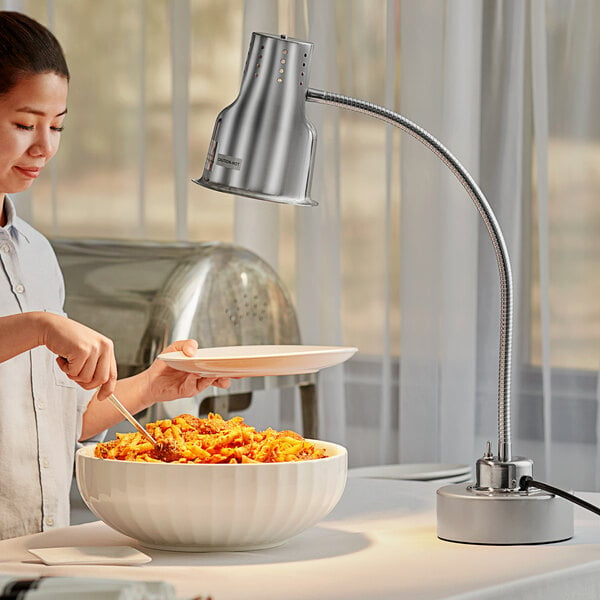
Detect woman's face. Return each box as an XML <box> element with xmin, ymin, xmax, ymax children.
<box><xmin>0</xmin><ymin>72</ymin><xmax>68</xmax><ymax>198</ymax></box>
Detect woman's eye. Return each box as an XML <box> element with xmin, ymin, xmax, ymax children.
<box><xmin>15</xmin><ymin>123</ymin><xmax>64</xmax><ymax>132</ymax></box>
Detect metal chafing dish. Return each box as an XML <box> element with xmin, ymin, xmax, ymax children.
<box><xmin>50</xmin><ymin>238</ymin><xmax>317</xmax><ymax>437</ymax></box>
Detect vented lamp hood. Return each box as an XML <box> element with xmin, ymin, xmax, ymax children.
<box><xmin>193</xmin><ymin>33</ymin><xmax>317</xmax><ymax>206</ymax></box>
<box><xmin>194</xmin><ymin>32</ymin><xmax>574</xmax><ymax>546</ymax></box>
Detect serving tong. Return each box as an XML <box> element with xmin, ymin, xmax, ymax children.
<box><xmin>106</xmin><ymin>393</ymin><xmax>157</xmax><ymax>445</ymax></box>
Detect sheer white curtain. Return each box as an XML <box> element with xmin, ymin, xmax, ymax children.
<box><xmin>237</xmin><ymin>0</ymin><xmax>600</xmax><ymax>489</ymax></box>
<box><xmin>398</xmin><ymin>0</ymin><xmax>481</xmax><ymax>465</ymax></box>
<box><xmin>11</xmin><ymin>0</ymin><xmax>599</xmax><ymax>489</ymax></box>
<box><xmin>476</xmin><ymin>0</ymin><xmax>600</xmax><ymax>490</ymax></box>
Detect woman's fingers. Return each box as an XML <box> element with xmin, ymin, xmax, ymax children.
<box><xmin>214</xmin><ymin>377</ymin><xmax>231</xmax><ymax>389</ymax></box>
<box><xmin>71</xmin><ymin>349</ymin><xmax>118</xmax><ymax>398</ymax></box>
<box><xmin>94</xmin><ymin>350</ymin><xmax>118</xmax><ymax>399</ymax></box>
<box><xmin>192</xmin><ymin>376</ymin><xmax>232</xmax><ymax>394</ymax></box>
<box><xmin>161</xmin><ymin>338</ymin><xmax>198</xmax><ymax>357</ymax></box>
<box><xmin>96</xmin><ymin>377</ymin><xmax>117</xmax><ymax>401</ymax></box>
<box><xmin>63</xmin><ymin>347</ymin><xmax>100</xmax><ymax>384</ymax></box>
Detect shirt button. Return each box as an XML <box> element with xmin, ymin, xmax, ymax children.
<box><xmin>37</xmin><ymin>402</ymin><xmax>45</xmax><ymax>410</ymax></box>
<box><xmin>42</xmin><ymin>458</ymin><xmax>50</xmax><ymax>468</ymax></box>
<box><xmin>1</xmin><ymin>244</ymin><xmax>10</xmax><ymax>253</ymax></box>
<box><xmin>14</xmin><ymin>284</ymin><xmax>24</xmax><ymax>293</ymax></box>
<box><xmin>45</xmin><ymin>516</ymin><xmax>55</xmax><ymax>527</ymax></box>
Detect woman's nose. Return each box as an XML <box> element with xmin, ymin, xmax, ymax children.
<box><xmin>28</xmin><ymin>130</ymin><xmax>57</xmax><ymax>158</ymax></box>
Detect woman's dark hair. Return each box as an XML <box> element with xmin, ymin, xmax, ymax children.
<box><xmin>0</xmin><ymin>11</ymin><xmax>69</xmax><ymax>97</ymax></box>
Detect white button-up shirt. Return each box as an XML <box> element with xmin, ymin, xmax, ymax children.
<box><xmin>0</xmin><ymin>197</ymin><xmax>93</xmax><ymax>540</ymax></box>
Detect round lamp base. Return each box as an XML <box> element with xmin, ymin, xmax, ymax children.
<box><xmin>437</xmin><ymin>483</ymin><xmax>574</xmax><ymax>545</ymax></box>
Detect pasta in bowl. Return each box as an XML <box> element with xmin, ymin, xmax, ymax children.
<box><xmin>76</xmin><ymin>414</ymin><xmax>347</xmax><ymax>552</ymax></box>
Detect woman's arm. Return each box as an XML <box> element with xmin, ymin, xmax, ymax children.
<box><xmin>79</xmin><ymin>339</ymin><xmax>231</xmax><ymax>440</ymax></box>
<box><xmin>0</xmin><ymin>312</ymin><xmax>48</xmax><ymax>361</ymax></box>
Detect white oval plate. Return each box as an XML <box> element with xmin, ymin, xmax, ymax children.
<box><xmin>158</xmin><ymin>345</ymin><xmax>358</xmax><ymax>377</ymax></box>
<box><xmin>347</xmin><ymin>463</ymin><xmax>471</xmax><ymax>481</ymax></box>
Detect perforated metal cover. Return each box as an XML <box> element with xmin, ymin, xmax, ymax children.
<box><xmin>50</xmin><ymin>238</ymin><xmax>311</xmax><ymax>396</ymax></box>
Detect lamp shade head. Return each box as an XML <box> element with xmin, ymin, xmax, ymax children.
<box><xmin>193</xmin><ymin>32</ymin><xmax>318</xmax><ymax>206</ymax></box>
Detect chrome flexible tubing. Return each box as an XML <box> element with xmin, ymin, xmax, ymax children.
<box><xmin>307</xmin><ymin>87</ymin><xmax>513</xmax><ymax>463</ymax></box>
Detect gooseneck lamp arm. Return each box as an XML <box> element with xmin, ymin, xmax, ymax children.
<box><xmin>194</xmin><ymin>32</ymin><xmax>574</xmax><ymax>544</ymax></box>
<box><xmin>306</xmin><ymin>87</ymin><xmax>513</xmax><ymax>464</ymax></box>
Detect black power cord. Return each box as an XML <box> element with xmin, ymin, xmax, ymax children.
<box><xmin>520</xmin><ymin>476</ymin><xmax>600</xmax><ymax>517</ymax></box>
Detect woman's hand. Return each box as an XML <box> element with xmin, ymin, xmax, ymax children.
<box><xmin>40</xmin><ymin>313</ymin><xmax>118</xmax><ymax>399</ymax></box>
<box><xmin>139</xmin><ymin>339</ymin><xmax>231</xmax><ymax>405</ymax></box>
<box><xmin>0</xmin><ymin>311</ymin><xmax>117</xmax><ymax>399</ymax></box>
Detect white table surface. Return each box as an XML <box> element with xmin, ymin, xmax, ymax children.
<box><xmin>2</xmin><ymin>478</ymin><xmax>600</xmax><ymax>600</ymax></box>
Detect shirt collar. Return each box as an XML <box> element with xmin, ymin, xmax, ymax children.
<box><xmin>2</xmin><ymin>196</ymin><xmax>31</xmax><ymax>243</ymax></box>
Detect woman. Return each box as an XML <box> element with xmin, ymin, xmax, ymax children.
<box><xmin>0</xmin><ymin>10</ymin><xmax>230</xmax><ymax>539</ymax></box>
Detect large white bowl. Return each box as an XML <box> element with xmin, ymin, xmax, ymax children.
<box><xmin>75</xmin><ymin>440</ymin><xmax>347</xmax><ymax>552</ymax></box>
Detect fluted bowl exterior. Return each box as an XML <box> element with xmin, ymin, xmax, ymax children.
<box><xmin>75</xmin><ymin>441</ymin><xmax>347</xmax><ymax>551</ymax></box>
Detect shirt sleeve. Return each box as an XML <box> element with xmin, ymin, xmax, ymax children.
<box><xmin>76</xmin><ymin>387</ymin><xmax>107</xmax><ymax>446</ymax></box>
